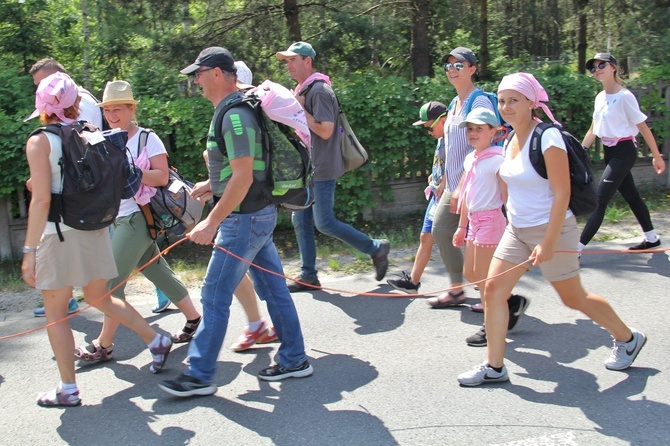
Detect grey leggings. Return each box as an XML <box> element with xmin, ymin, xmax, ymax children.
<box><xmin>431</xmin><ymin>190</ymin><xmax>464</xmax><ymax>285</ymax></box>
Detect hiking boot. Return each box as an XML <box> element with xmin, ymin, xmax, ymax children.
<box><xmin>465</xmin><ymin>326</ymin><xmax>487</xmax><ymax>347</ymax></box>
<box><xmin>149</xmin><ymin>335</ymin><xmax>172</xmax><ymax>374</ymax></box>
<box><xmin>159</xmin><ymin>374</ymin><xmax>217</xmax><ymax>397</ymax></box>
<box><xmin>605</xmin><ymin>328</ymin><xmax>647</xmax><ymax>371</ymax></box>
<box><xmin>287</xmin><ymin>277</ymin><xmax>321</xmax><ymax>293</ymax></box>
<box><xmin>387</xmin><ymin>271</ymin><xmax>420</xmax><ymax>294</ymax></box>
<box><xmin>457</xmin><ymin>362</ymin><xmax>509</xmax><ymax>386</ymax></box>
<box><xmin>258</xmin><ymin>360</ymin><xmax>313</xmax><ymax>381</ymax></box>
<box><xmin>34</xmin><ymin>297</ymin><xmax>79</xmax><ymax>317</ymax></box>
<box><xmin>628</xmin><ymin>239</ymin><xmax>661</xmax><ymax>250</ymax></box>
<box><xmin>507</xmin><ymin>294</ymin><xmax>530</xmax><ymax>331</ymax></box>
<box><xmin>371</xmin><ymin>239</ymin><xmax>390</xmax><ymax>281</ymax></box>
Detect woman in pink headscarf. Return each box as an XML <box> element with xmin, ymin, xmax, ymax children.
<box><xmin>22</xmin><ymin>72</ymin><xmax>172</xmax><ymax>406</ymax></box>
<box><xmin>457</xmin><ymin>73</ymin><xmax>647</xmax><ymax>386</ymax></box>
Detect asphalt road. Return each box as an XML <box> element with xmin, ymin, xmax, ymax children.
<box><xmin>0</xmin><ymin>238</ymin><xmax>668</xmax><ymax>446</ymax></box>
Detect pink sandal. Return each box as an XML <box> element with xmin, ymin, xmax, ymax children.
<box><xmin>37</xmin><ymin>388</ymin><xmax>81</xmax><ymax>407</ymax></box>
<box><xmin>74</xmin><ymin>340</ymin><xmax>114</xmax><ymax>362</ymax></box>
<box><xmin>427</xmin><ymin>291</ymin><xmax>466</xmax><ymax>309</ymax></box>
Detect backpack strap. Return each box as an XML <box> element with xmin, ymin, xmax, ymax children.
<box><xmin>528</xmin><ymin>122</ymin><xmax>553</xmax><ymax>179</ymax></box>
<box><xmin>447</xmin><ymin>88</ymin><xmax>484</xmax><ymax>115</ymax></box>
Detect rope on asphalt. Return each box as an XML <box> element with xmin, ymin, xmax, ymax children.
<box><xmin>0</xmin><ymin>238</ymin><xmax>666</xmax><ymax>342</ymax></box>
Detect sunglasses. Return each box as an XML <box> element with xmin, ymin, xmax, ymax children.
<box><xmin>426</xmin><ymin>113</ymin><xmax>446</xmax><ymax>131</ymax></box>
<box><xmin>589</xmin><ymin>61</ymin><xmax>608</xmax><ymax>74</ymax></box>
<box><xmin>443</xmin><ymin>62</ymin><xmax>465</xmax><ymax>72</ymax></box>
<box><xmin>193</xmin><ymin>67</ymin><xmax>215</xmax><ymax>79</ymax></box>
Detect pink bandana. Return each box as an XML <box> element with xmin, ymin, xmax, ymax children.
<box><xmin>497</xmin><ymin>73</ymin><xmax>560</xmax><ymax>125</ymax></box>
<box><xmin>28</xmin><ymin>72</ymin><xmax>79</xmax><ymax>124</ymax></box>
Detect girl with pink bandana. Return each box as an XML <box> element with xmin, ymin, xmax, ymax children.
<box><xmin>457</xmin><ymin>73</ymin><xmax>647</xmax><ymax>386</ymax></box>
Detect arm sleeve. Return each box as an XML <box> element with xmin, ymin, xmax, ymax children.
<box><xmin>622</xmin><ymin>90</ymin><xmax>648</xmax><ymax>125</ymax></box>
<box><xmin>221</xmin><ymin>106</ymin><xmax>258</xmax><ymax>160</ymax></box>
<box><xmin>540</xmin><ymin>127</ymin><xmax>567</xmax><ymax>154</ymax></box>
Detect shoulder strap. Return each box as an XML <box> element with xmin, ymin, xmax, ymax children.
<box><xmin>299</xmin><ymin>79</ymin><xmax>326</xmax><ymax>98</ymax></box>
<box><xmin>528</xmin><ymin>122</ymin><xmax>553</xmax><ymax>179</ymax></box>
<box><xmin>447</xmin><ymin>88</ymin><xmax>484</xmax><ymax>115</ymax></box>
<box><xmin>212</xmin><ymin>98</ymin><xmax>253</xmax><ymax>155</ymax></box>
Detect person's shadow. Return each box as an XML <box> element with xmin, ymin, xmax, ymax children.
<box><xmin>501</xmin><ymin>317</ymin><xmax>667</xmax><ymax>444</ymax></box>
<box><xmin>311</xmin><ymin>282</ymin><xmax>413</xmax><ymax>335</ymax></box>
<box><xmin>154</xmin><ymin>352</ymin><xmax>396</xmax><ymax>445</ymax></box>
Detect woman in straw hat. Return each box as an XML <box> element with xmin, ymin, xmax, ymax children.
<box><xmin>73</xmin><ymin>80</ymin><xmax>202</xmax><ymax>364</ymax></box>
<box><xmin>457</xmin><ymin>72</ymin><xmax>647</xmax><ymax>386</ymax></box>
<box><xmin>22</xmin><ymin>72</ymin><xmax>172</xmax><ymax>407</ymax></box>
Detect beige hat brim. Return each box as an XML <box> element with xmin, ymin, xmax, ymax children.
<box><xmin>276</xmin><ymin>50</ymin><xmax>299</xmax><ymax>60</ymax></box>
<box><xmin>97</xmin><ymin>99</ymin><xmax>140</xmax><ymax>107</ymax></box>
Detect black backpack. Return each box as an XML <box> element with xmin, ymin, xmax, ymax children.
<box><xmin>213</xmin><ymin>93</ymin><xmax>314</xmax><ymax>212</ymax></box>
<box><xmin>30</xmin><ymin>122</ymin><xmax>128</xmax><ymax>241</ymax></box>
<box><xmin>521</xmin><ymin>122</ymin><xmax>598</xmax><ymax>216</ymax></box>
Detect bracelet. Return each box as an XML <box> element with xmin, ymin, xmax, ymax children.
<box><xmin>22</xmin><ymin>246</ymin><xmax>37</xmax><ymax>254</ymax></box>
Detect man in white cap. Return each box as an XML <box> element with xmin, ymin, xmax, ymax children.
<box><xmin>276</xmin><ymin>41</ymin><xmax>390</xmax><ymax>292</ymax></box>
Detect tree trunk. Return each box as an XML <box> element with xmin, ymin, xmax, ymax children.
<box><xmin>479</xmin><ymin>0</ymin><xmax>489</xmax><ymax>80</ymax></box>
<box><xmin>574</xmin><ymin>0</ymin><xmax>589</xmax><ymax>74</ymax></box>
<box><xmin>81</xmin><ymin>0</ymin><xmax>91</xmax><ymax>89</ymax></box>
<box><xmin>283</xmin><ymin>0</ymin><xmax>301</xmax><ymax>42</ymax></box>
<box><xmin>410</xmin><ymin>0</ymin><xmax>431</xmax><ymax>80</ymax></box>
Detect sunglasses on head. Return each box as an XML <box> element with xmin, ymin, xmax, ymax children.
<box><xmin>443</xmin><ymin>62</ymin><xmax>465</xmax><ymax>72</ymax></box>
<box><xmin>589</xmin><ymin>61</ymin><xmax>608</xmax><ymax>74</ymax></box>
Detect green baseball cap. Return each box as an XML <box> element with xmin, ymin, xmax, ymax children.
<box><xmin>413</xmin><ymin>101</ymin><xmax>447</xmax><ymax>126</ymax></box>
<box><xmin>276</xmin><ymin>42</ymin><xmax>317</xmax><ymax>60</ymax></box>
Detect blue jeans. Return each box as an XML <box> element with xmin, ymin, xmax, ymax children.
<box><xmin>292</xmin><ymin>179</ymin><xmax>380</xmax><ymax>281</ymax></box>
<box><xmin>187</xmin><ymin>205</ymin><xmax>307</xmax><ymax>383</ymax></box>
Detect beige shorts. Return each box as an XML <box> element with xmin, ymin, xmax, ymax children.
<box><xmin>36</xmin><ymin>228</ymin><xmax>118</xmax><ymax>290</ymax></box>
<box><xmin>493</xmin><ymin>216</ymin><xmax>580</xmax><ymax>282</ymax></box>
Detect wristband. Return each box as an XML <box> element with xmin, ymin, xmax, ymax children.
<box><xmin>22</xmin><ymin>246</ymin><xmax>37</xmax><ymax>254</ymax></box>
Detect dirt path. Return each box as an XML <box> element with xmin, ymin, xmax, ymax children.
<box><xmin>1</xmin><ymin>211</ymin><xmax>668</xmax><ymax>315</ymax></box>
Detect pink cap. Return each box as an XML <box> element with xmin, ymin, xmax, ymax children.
<box><xmin>25</xmin><ymin>72</ymin><xmax>79</xmax><ymax>124</ymax></box>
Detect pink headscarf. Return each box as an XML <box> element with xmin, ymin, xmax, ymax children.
<box><xmin>497</xmin><ymin>72</ymin><xmax>560</xmax><ymax>125</ymax></box>
<box><xmin>27</xmin><ymin>72</ymin><xmax>79</xmax><ymax>124</ymax></box>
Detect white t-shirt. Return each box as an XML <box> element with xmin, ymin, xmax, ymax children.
<box><xmin>117</xmin><ymin>128</ymin><xmax>167</xmax><ymax>218</ymax></box>
<box><xmin>77</xmin><ymin>87</ymin><xmax>103</xmax><ymax>129</ymax></box>
<box><xmin>462</xmin><ymin>148</ymin><xmax>504</xmax><ymax>213</ymax></box>
<box><xmin>499</xmin><ymin>125</ymin><xmax>573</xmax><ymax>228</ymax></box>
<box><xmin>592</xmin><ymin>89</ymin><xmax>647</xmax><ymax>140</ymax></box>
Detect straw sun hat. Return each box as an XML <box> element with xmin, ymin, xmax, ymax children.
<box><xmin>97</xmin><ymin>80</ymin><xmax>140</xmax><ymax>107</ymax></box>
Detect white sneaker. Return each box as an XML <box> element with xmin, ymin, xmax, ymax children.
<box><xmin>457</xmin><ymin>362</ymin><xmax>509</xmax><ymax>386</ymax></box>
<box><xmin>605</xmin><ymin>328</ymin><xmax>647</xmax><ymax>371</ymax></box>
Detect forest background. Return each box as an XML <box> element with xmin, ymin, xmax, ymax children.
<box><xmin>1</xmin><ymin>0</ymin><xmax>670</xmax><ymax>224</ymax></box>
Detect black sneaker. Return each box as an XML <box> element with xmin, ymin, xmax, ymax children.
<box><xmin>258</xmin><ymin>360</ymin><xmax>314</xmax><ymax>381</ymax></box>
<box><xmin>466</xmin><ymin>326</ymin><xmax>487</xmax><ymax>347</ymax></box>
<box><xmin>387</xmin><ymin>271</ymin><xmax>420</xmax><ymax>294</ymax></box>
<box><xmin>287</xmin><ymin>277</ymin><xmax>321</xmax><ymax>293</ymax></box>
<box><xmin>628</xmin><ymin>239</ymin><xmax>661</xmax><ymax>250</ymax></box>
<box><xmin>371</xmin><ymin>240</ymin><xmax>390</xmax><ymax>281</ymax></box>
<box><xmin>158</xmin><ymin>374</ymin><xmax>217</xmax><ymax>397</ymax></box>
<box><xmin>507</xmin><ymin>294</ymin><xmax>530</xmax><ymax>331</ymax></box>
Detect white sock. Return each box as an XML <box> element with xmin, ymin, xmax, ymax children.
<box><xmin>247</xmin><ymin>319</ymin><xmax>264</xmax><ymax>332</ymax></box>
<box><xmin>578</xmin><ymin>242</ymin><xmax>585</xmax><ymax>253</ymax></box>
<box><xmin>644</xmin><ymin>230</ymin><xmax>659</xmax><ymax>243</ymax></box>
<box><xmin>60</xmin><ymin>381</ymin><xmax>78</xmax><ymax>394</ymax></box>
<box><xmin>147</xmin><ymin>333</ymin><xmax>164</xmax><ymax>350</ymax></box>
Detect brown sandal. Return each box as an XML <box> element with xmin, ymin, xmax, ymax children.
<box><xmin>427</xmin><ymin>291</ymin><xmax>466</xmax><ymax>309</ymax></box>
<box><xmin>171</xmin><ymin>317</ymin><xmax>201</xmax><ymax>344</ymax></box>
<box><xmin>74</xmin><ymin>340</ymin><xmax>114</xmax><ymax>362</ymax></box>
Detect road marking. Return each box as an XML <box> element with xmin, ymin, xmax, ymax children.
<box><xmin>491</xmin><ymin>431</ymin><xmax>578</xmax><ymax>446</ymax></box>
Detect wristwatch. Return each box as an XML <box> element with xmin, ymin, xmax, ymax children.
<box><xmin>22</xmin><ymin>246</ymin><xmax>37</xmax><ymax>254</ymax></box>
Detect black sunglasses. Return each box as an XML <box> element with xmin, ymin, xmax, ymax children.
<box><xmin>589</xmin><ymin>61</ymin><xmax>608</xmax><ymax>74</ymax></box>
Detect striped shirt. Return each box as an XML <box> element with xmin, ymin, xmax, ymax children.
<box><xmin>442</xmin><ymin>91</ymin><xmax>496</xmax><ymax>192</ymax></box>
